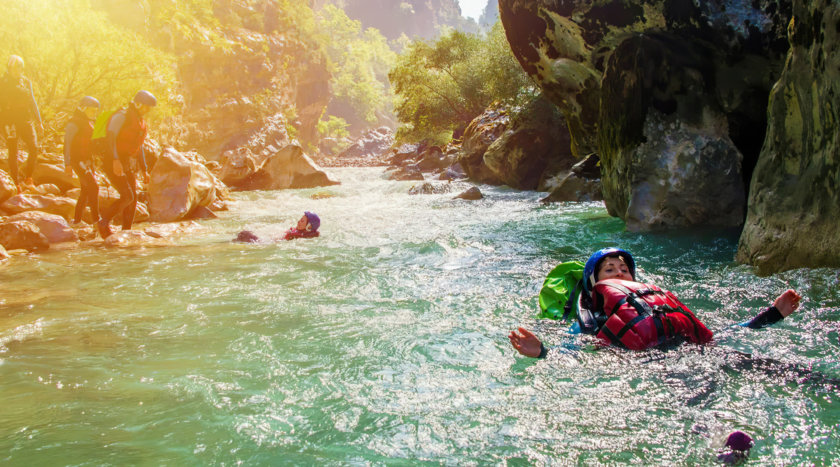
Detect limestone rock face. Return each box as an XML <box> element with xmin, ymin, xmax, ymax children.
<box><xmin>148</xmin><ymin>149</ymin><xmax>218</xmax><ymax>223</ymax></box>
<box><xmin>482</xmin><ymin>96</ymin><xmax>574</xmax><ymax>190</ymax></box>
<box><xmin>4</xmin><ymin>211</ymin><xmax>78</xmax><ymax>244</ymax></box>
<box><xmin>0</xmin><ymin>220</ymin><xmax>49</xmax><ymax>252</ymax></box>
<box><xmin>499</xmin><ymin>0</ymin><xmax>792</xmax><ymax>229</ymax></box>
<box><xmin>0</xmin><ymin>194</ymin><xmax>76</xmax><ymax>220</ymax></box>
<box><xmin>737</xmin><ymin>0</ymin><xmax>840</xmax><ymax>273</ymax></box>
<box><xmin>458</xmin><ymin>109</ymin><xmax>508</xmax><ymax>184</ymax></box>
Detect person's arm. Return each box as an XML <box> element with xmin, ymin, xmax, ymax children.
<box><xmin>740</xmin><ymin>289</ymin><xmax>802</xmax><ymax>329</ymax></box>
<box><xmin>63</xmin><ymin>122</ymin><xmax>78</xmax><ymax>171</ymax></box>
<box><xmin>106</xmin><ymin>112</ymin><xmax>126</xmax><ymax>175</ymax></box>
<box><xmin>27</xmin><ymin>79</ymin><xmax>42</xmax><ymax>129</ymax></box>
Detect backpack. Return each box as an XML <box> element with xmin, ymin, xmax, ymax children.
<box><xmin>537</xmin><ymin>260</ymin><xmax>584</xmax><ymax>321</ymax></box>
<box><xmin>90</xmin><ymin>108</ymin><xmax>118</xmax><ymax>157</ymax></box>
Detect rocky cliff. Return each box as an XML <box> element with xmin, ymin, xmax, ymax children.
<box><xmin>337</xmin><ymin>0</ymin><xmax>476</xmax><ymax>41</ymax></box>
<box><xmin>498</xmin><ymin>1</ymin><xmax>792</xmax><ymax>229</ymax></box>
<box><xmin>92</xmin><ymin>0</ymin><xmax>330</xmax><ymax>159</ymax></box>
<box><xmin>736</xmin><ymin>0</ymin><xmax>840</xmax><ymax>273</ymax></box>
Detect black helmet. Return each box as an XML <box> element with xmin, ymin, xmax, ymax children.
<box><xmin>133</xmin><ymin>90</ymin><xmax>157</xmax><ymax>107</ymax></box>
<box><xmin>79</xmin><ymin>96</ymin><xmax>100</xmax><ymax>108</ymax></box>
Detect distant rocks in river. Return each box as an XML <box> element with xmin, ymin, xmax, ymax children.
<box><xmin>454</xmin><ymin>187</ymin><xmax>483</xmax><ymax>200</ymax></box>
<box><xmin>408</xmin><ymin>182</ymin><xmax>452</xmax><ymax>195</ymax></box>
<box><xmin>327</xmin><ymin>127</ymin><xmax>394</xmax><ymax>167</ymax></box>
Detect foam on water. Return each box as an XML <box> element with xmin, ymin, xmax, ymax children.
<box><xmin>1</xmin><ymin>167</ymin><xmax>838</xmax><ymax>464</ymax></box>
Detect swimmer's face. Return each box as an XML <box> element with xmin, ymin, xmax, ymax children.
<box><xmin>296</xmin><ymin>215</ymin><xmax>309</xmax><ymax>230</ymax></box>
<box><xmin>597</xmin><ymin>256</ymin><xmax>632</xmax><ymax>282</ymax></box>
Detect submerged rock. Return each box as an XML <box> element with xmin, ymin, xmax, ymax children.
<box><xmin>408</xmin><ymin>182</ymin><xmax>451</xmax><ymax>195</ymax></box>
<box><xmin>454</xmin><ymin>187</ymin><xmax>483</xmax><ymax>200</ymax></box>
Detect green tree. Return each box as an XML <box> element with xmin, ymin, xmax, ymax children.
<box><xmin>0</xmin><ymin>0</ymin><xmax>176</xmax><ymax>131</ymax></box>
<box><xmin>389</xmin><ymin>21</ymin><xmax>533</xmax><ymax>145</ymax></box>
<box><xmin>316</xmin><ymin>5</ymin><xmax>396</xmax><ymax>132</ymax></box>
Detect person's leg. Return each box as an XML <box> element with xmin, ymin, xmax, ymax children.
<box><xmin>98</xmin><ymin>166</ymin><xmax>133</xmax><ymax>237</ymax></box>
<box><xmin>5</xmin><ymin>127</ymin><xmax>20</xmax><ymax>184</ymax></box>
<box><xmin>84</xmin><ymin>169</ymin><xmax>100</xmax><ymax>222</ymax></box>
<box><xmin>72</xmin><ymin>163</ymin><xmax>95</xmax><ymax>223</ymax></box>
<box><xmin>120</xmin><ymin>170</ymin><xmax>137</xmax><ymax>230</ymax></box>
<box><xmin>17</xmin><ymin>121</ymin><xmax>38</xmax><ymax>183</ymax></box>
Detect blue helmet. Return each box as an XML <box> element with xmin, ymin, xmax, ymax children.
<box><xmin>133</xmin><ymin>90</ymin><xmax>157</xmax><ymax>107</ymax></box>
<box><xmin>583</xmin><ymin>247</ymin><xmax>636</xmax><ymax>295</ymax></box>
<box><xmin>304</xmin><ymin>211</ymin><xmax>320</xmax><ymax>231</ymax></box>
<box><xmin>79</xmin><ymin>96</ymin><xmax>100</xmax><ymax>108</ymax></box>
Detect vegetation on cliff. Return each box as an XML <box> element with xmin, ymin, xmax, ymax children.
<box><xmin>389</xmin><ymin>22</ymin><xmax>533</xmax><ymax>145</ymax></box>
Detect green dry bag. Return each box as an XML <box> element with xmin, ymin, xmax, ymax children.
<box><xmin>537</xmin><ymin>260</ymin><xmax>584</xmax><ymax>320</ymax></box>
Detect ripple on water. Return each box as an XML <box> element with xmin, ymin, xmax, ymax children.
<box><xmin>0</xmin><ymin>168</ymin><xmax>838</xmax><ymax>464</ymax></box>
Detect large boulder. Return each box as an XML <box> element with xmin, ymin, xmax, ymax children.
<box><xmin>148</xmin><ymin>148</ymin><xmax>218</xmax><ymax>223</ymax></box>
<box><xmin>0</xmin><ymin>194</ymin><xmax>76</xmax><ymax>220</ymax></box>
<box><xmin>4</xmin><ymin>211</ymin><xmax>78</xmax><ymax>243</ymax></box>
<box><xmin>737</xmin><ymin>1</ymin><xmax>840</xmax><ymax>273</ymax></box>
<box><xmin>0</xmin><ymin>220</ymin><xmax>49</xmax><ymax>252</ymax></box>
<box><xmin>240</xmin><ymin>144</ymin><xmax>339</xmax><ymax>190</ymax></box>
<box><xmin>458</xmin><ymin>109</ymin><xmax>507</xmax><ymax>184</ymax></box>
<box><xmin>335</xmin><ymin>127</ymin><xmax>394</xmax><ymax>164</ymax></box>
<box><xmin>32</xmin><ymin>163</ymin><xmax>77</xmax><ymax>192</ymax></box>
<box><xmin>482</xmin><ymin>96</ymin><xmax>575</xmax><ymax>190</ymax></box>
<box><xmin>218</xmin><ymin>149</ymin><xmax>259</xmax><ymax>187</ymax></box>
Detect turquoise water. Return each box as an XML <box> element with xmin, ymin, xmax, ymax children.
<box><xmin>1</xmin><ymin>167</ymin><xmax>838</xmax><ymax>465</ymax></box>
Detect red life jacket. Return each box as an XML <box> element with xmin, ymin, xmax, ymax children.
<box><xmin>592</xmin><ymin>279</ymin><xmax>713</xmax><ymax>350</ymax></box>
<box><xmin>68</xmin><ymin>109</ymin><xmax>94</xmax><ymax>163</ymax></box>
<box><xmin>115</xmin><ymin>105</ymin><xmax>147</xmax><ymax>159</ymax></box>
<box><xmin>283</xmin><ymin>228</ymin><xmax>319</xmax><ymax>240</ymax></box>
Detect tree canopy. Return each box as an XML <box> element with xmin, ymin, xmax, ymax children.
<box><xmin>389</xmin><ymin>22</ymin><xmax>534</xmax><ymax>145</ymax></box>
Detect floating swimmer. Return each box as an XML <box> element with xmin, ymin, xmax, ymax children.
<box><xmin>509</xmin><ymin>248</ymin><xmax>802</xmax><ymax>357</ymax></box>
<box><xmin>283</xmin><ymin>211</ymin><xmax>320</xmax><ymax>240</ymax></box>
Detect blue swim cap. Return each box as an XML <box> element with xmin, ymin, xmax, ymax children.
<box><xmin>583</xmin><ymin>247</ymin><xmax>636</xmax><ymax>295</ymax></box>
<box><xmin>304</xmin><ymin>211</ymin><xmax>320</xmax><ymax>231</ymax></box>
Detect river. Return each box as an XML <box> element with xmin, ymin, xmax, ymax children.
<box><xmin>1</xmin><ymin>167</ymin><xmax>838</xmax><ymax>464</ymax></box>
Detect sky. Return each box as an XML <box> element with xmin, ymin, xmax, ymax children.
<box><xmin>458</xmin><ymin>0</ymin><xmax>489</xmax><ymax>21</ymax></box>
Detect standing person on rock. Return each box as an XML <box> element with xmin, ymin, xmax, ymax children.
<box><xmin>64</xmin><ymin>96</ymin><xmax>102</xmax><ymax>226</ymax></box>
<box><xmin>97</xmin><ymin>90</ymin><xmax>155</xmax><ymax>239</ymax></box>
<box><xmin>0</xmin><ymin>55</ymin><xmax>44</xmax><ymax>191</ymax></box>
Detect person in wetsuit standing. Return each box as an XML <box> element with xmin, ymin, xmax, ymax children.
<box><xmin>0</xmin><ymin>55</ymin><xmax>43</xmax><ymax>190</ymax></box>
<box><xmin>64</xmin><ymin>96</ymin><xmax>101</xmax><ymax>225</ymax></box>
<box><xmin>97</xmin><ymin>90</ymin><xmax>155</xmax><ymax>239</ymax></box>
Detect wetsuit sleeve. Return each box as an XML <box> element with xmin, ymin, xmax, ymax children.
<box><xmin>740</xmin><ymin>306</ymin><xmax>785</xmax><ymax>329</ymax></box>
<box><xmin>28</xmin><ymin>79</ymin><xmax>41</xmax><ymax>127</ymax></box>
<box><xmin>63</xmin><ymin>122</ymin><xmax>78</xmax><ymax>167</ymax></box>
<box><xmin>107</xmin><ymin>111</ymin><xmax>126</xmax><ymax>161</ymax></box>
<box><xmin>139</xmin><ymin>145</ymin><xmax>147</xmax><ymax>174</ymax></box>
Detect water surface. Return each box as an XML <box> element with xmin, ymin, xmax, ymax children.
<box><xmin>1</xmin><ymin>168</ymin><xmax>838</xmax><ymax>464</ymax></box>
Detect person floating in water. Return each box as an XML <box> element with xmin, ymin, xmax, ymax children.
<box><xmin>283</xmin><ymin>211</ymin><xmax>320</xmax><ymax>240</ymax></box>
<box><xmin>233</xmin><ymin>211</ymin><xmax>321</xmax><ymax>243</ymax></box>
<box><xmin>509</xmin><ymin>248</ymin><xmax>802</xmax><ymax>358</ymax></box>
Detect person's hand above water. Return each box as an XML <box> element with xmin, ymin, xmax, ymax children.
<box><xmin>509</xmin><ymin>327</ymin><xmax>543</xmax><ymax>358</ymax></box>
<box><xmin>773</xmin><ymin>289</ymin><xmax>802</xmax><ymax>317</ymax></box>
